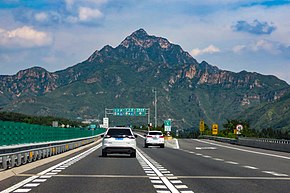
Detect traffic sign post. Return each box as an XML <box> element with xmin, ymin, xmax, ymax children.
<box><xmin>212</xmin><ymin>124</ymin><xmax>218</xmax><ymax>135</ymax></box>
<box><xmin>199</xmin><ymin>120</ymin><xmax>205</xmax><ymax>134</ymax></box>
<box><xmin>236</xmin><ymin>124</ymin><xmax>243</xmax><ymax>135</ymax></box>
<box><xmin>103</xmin><ymin>118</ymin><xmax>109</xmax><ymax>129</ymax></box>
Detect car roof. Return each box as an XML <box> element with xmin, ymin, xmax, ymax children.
<box><xmin>148</xmin><ymin>131</ymin><xmax>162</xmax><ymax>133</ymax></box>
<box><xmin>108</xmin><ymin>127</ymin><xmax>131</xmax><ymax>129</ymax></box>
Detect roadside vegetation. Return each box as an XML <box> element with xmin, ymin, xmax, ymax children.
<box><xmin>0</xmin><ymin>111</ymin><xmax>87</xmax><ymax>127</ymax></box>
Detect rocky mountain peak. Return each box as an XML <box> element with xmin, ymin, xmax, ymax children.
<box><xmin>116</xmin><ymin>29</ymin><xmax>197</xmax><ymax>65</ymax></box>
<box><xmin>131</xmin><ymin>28</ymin><xmax>148</xmax><ymax>39</ymax></box>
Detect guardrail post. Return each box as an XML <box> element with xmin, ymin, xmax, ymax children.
<box><xmin>10</xmin><ymin>155</ymin><xmax>16</xmax><ymax>168</ymax></box>
<box><xmin>16</xmin><ymin>153</ymin><xmax>22</xmax><ymax>166</ymax></box>
<box><xmin>1</xmin><ymin>156</ymin><xmax>8</xmax><ymax>170</ymax></box>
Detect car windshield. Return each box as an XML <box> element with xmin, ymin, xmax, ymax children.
<box><xmin>148</xmin><ymin>132</ymin><xmax>162</xmax><ymax>135</ymax></box>
<box><xmin>107</xmin><ymin>128</ymin><xmax>133</xmax><ymax>137</ymax></box>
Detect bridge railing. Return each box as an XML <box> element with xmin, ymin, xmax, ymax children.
<box><xmin>200</xmin><ymin>135</ymin><xmax>290</xmax><ymax>153</ymax></box>
<box><xmin>0</xmin><ymin>121</ymin><xmax>106</xmax><ymax>170</ymax></box>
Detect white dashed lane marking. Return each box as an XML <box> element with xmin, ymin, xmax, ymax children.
<box><xmin>262</xmin><ymin>171</ymin><xmax>289</xmax><ymax>177</ymax></box>
<box><xmin>12</xmin><ymin>189</ymin><xmax>31</xmax><ymax>193</ymax></box>
<box><xmin>137</xmin><ymin>148</ymin><xmax>195</xmax><ymax>193</ymax></box>
<box><xmin>243</xmin><ymin>166</ymin><xmax>259</xmax><ymax>170</ymax></box>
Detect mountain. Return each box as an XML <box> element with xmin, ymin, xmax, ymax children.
<box><xmin>0</xmin><ymin>28</ymin><xmax>289</xmax><ymax>130</ymax></box>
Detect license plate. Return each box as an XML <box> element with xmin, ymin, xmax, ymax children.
<box><xmin>116</xmin><ymin>138</ymin><xmax>123</xmax><ymax>140</ymax></box>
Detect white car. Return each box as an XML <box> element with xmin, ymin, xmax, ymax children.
<box><xmin>144</xmin><ymin>131</ymin><xmax>165</xmax><ymax>148</ymax></box>
<box><xmin>101</xmin><ymin>127</ymin><xmax>137</xmax><ymax>157</ymax></box>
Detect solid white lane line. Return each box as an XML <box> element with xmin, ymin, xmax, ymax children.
<box><xmin>149</xmin><ymin>177</ymin><xmax>160</xmax><ymax>180</ymax></box>
<box><xmin>167</xmin><ymin>176</ymin><xmax>178</xmax><ymax>180</ymax></box>
<box><xmin>1</xmin><ymin>176</ymin><xmax>38</xmax><ymax>193</ymax></box>
<box><xmin>194</xmin><ymin>139</ymin><xmax>290</xmax><ymax>160</ymax></box>
<box><xmin>1</xmin><ymin>143</ymin><xmax>102</xmax><ymax>193</ymax></box>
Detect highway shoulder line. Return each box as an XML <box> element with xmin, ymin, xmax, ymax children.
<box><xmin>194</xmin><ymin>139</ymin><xmax>290</xmax><ymax>160</ymax></box>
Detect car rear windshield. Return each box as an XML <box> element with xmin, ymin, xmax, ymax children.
<box><xmin>148</xmin><ymin>132</ymin><xmax>163</xmax><ymax>135</ymax></box>
<box><xmin>107</xmin><ymin>128</ymin><xmax>133</xmax><ymax>137</ymax></box>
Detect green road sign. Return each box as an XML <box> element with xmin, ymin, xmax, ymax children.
<box><xmin>164</xmin><ymin>120</ymin><xmax>171</xmax><ymax>131</ymax></box>
<box><xmin>113</xmin><ymin>108</ymin><xmax>146</xmax><ymax>116</ymax></box>
<box><xmin>135</xmin><ymin>108</ymin><xmax>146</xmax><ymax>116</ymax></box>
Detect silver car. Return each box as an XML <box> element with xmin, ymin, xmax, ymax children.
<box><xmin>144</xmin><ymin>131</ymin><xmax>165</xmax><ymax>148</ymax></box>
<box><xmin>101</xmin><ymin>127</ymin><xmax>137</xmax><ymax>157</ymax></box>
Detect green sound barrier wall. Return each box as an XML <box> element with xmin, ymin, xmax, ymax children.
<box><xmin>0</xmin><ymin>121</ymin><xmax>105</xmax><ymax>146</ymax></box>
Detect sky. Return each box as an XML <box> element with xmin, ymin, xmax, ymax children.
<box><xmin>0</xmin><ymin>0</ymin><xmax>290</xmax><ymax>83</ymax></box>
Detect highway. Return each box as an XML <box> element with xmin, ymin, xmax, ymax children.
<box><xmin>1</xmin><ymin>134</ymin><xmax>290</xmax><ymax>193</ymax></box>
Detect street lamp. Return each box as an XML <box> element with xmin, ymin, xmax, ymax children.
<box><xmin>153</xmin><ymin>89</ymin><xmax>157</xmax><ymax>128</ymax></box>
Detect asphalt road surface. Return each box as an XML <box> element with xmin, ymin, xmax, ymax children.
<box><xmin>1</xmin><ymin>135</ymin><xmax>290</xmax><ymax>193</ymax></box>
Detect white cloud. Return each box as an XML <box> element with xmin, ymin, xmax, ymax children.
<box><xmin>78</xmin><ymin>7</ymin><xmax>103</xmax><ymax>21</ymax></box>
<box><xmin>191</xmin><ymin>45</ymin><xmax>221</xmax><ymax>56</ymax></box>
<box><xmin>0</xmin><ymin>26</ymin><xmax>52</xmax><ymax>48</ymax></box>
<box><xmin>232</xmin><ymin>45</ymin><xmax>246</xmax><ymax>53</ymax></box>
<box><xmin>232</xmin><ymin>39</ymin><xmax>286</xmax><ymax>55</ymax></box>
<box><xmin>34</xmin><ymin>12</ymin><xmax>48</xmax><ymax>22</ymax></box>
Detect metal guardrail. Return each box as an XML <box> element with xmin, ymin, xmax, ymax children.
<box><xmin>200</xmin><ymin>135</ymin><xmax>238</xmax><ymax>144</ymax></box>
<box><xmin>200</xmin><ymin>135</ymin><xmax>290</xmax><ymax>153</ymax></box>
<box><xmin>0</xmin><ymin>134</ymin><xmax>105</xmax><ymax>170</ymax></box>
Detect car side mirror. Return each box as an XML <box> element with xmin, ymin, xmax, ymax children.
<box><xmin>100</xmin><ymin>134</ymin><xmax>104</xmax><ymax>138</ymax></box>
<box><xmin>134</xmin><ymin>134</ymin><xmax>138</xmax><ymax>138</ymax></box>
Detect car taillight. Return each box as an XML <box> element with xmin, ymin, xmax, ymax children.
<box><xmin>159</xmin><ymin>135</ymin><xmax>164</xmax><ymax>138</ymax></box>
<box><xmin>146</xmin><ymin>135</ymin><xmax>152</xmax><ymax>138</ymax></box>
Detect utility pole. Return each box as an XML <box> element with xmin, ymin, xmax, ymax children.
<box><xmin>153</xmin><ymin>89</ymin><xmax>157</xmax><ymax>128</ymax></box>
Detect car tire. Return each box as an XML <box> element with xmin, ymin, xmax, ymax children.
<box><xmin>102</xmin><ymin>151</ymin><xmax>107</xmax><ymax>157</ymax></box>
<box><xmin>131</xmin><ymin>152</ymin><xmax>136</xmax><ymax>158</ymax></box>
<box><xmin>144</xmin><ymin>143</ymin><xmax>148</xmax><ymax>148</ymax></box>
<box><xmin>160</xmin><ymin>144</ymin><xmax>165</xmax><ymax>148</ymax></box>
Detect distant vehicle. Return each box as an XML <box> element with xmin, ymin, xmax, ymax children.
<box><xmin>144</xmin><ymin>131</ymin><xmax>165</xmax><ymax>148</ymax></box>
<box><xmin>101</xmin><ymin>127</ymin><xmax>137</xmax><ymax>157</ymax></box>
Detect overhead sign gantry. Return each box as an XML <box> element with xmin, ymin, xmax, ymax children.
<box><xmin>104</xmin><ymin>108</ymin><xmax>150</xmax><ymax>126</ymax></box>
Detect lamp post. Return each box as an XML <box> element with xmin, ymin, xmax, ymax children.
<box><xmin>153</xmin><ymin>89</ymin><xmax>157</xmax><ymax>128</ymax></box>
